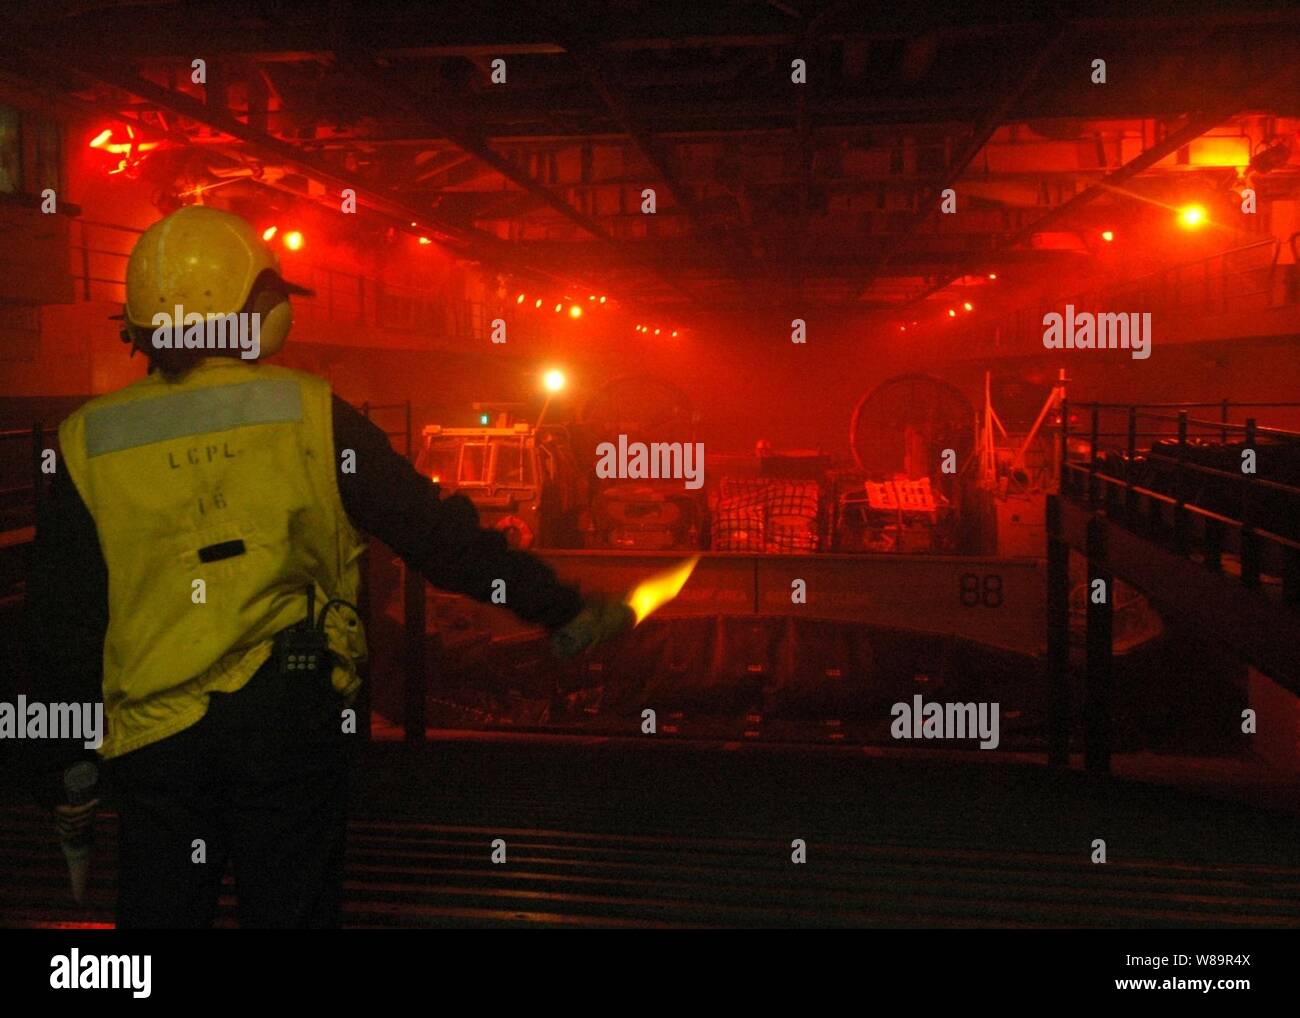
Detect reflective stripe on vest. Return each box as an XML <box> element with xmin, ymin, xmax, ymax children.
<box><xmin>84</xmin><ymin>379</ymin><xmax>302</xmax><ymax>457</ymax></box>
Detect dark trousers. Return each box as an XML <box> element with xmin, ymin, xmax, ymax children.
<box><xmin>108</xmin><ymin>658</ymin><xmax>355</xmax><ymax>929</ymax></box>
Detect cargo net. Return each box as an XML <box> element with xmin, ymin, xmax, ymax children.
<box><xmin>712</xmin><ymin>478</ymin><xmax>820</xmax><ymax>552</ymax></box>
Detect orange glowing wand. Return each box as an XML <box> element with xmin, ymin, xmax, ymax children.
<box><xmin>553</xmin><ymin>555</ymin><xmax>700</xmax><ymax>659</ymax></box>
<box><xmin>624</xmin><ymin>555</ymin><xmax>700</xmax><ymax>625</ymax></box>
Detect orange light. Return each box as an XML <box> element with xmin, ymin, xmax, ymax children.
<box><xmin>261</xmin><ymin>226</ymin><xmax>278</xmax><ymax>242</ymax></box>
<box><xmin>1101</xmin><ymin>229</ymin><xmax>1115</xmax><ymax>242</ymax></box>
<box><xmin>516</xmin><ymin>293</ymin><xmax>525</xmax><ymax>304</ymax></box>
<box><xmin>431</xmin><ymin>475</ymin><xmax>440</xmax><ymax>484</ymax></box>
<box><xmin>417</xmin><ymin>236</ymin><xmax>432</xmax><ymax>245</ymax></box>
<box><xmin>535</xmin><ymin>299</ymin><xmax>543</xmax><ymax>309</ymax></box>
<box><xmin>899</xmin><ymin>325</ymin><xmax>907</xmax><ymax>332</ymax></box>
<box><xmin>625</xmin><ymin>555</ymin><xmax>699</xmax><ymax>625</ymax></box>
<box><xmin>1186</xmin><ymin>136</ymin><xmax>1251</xmax><ymax>168</ymax></box>
<box><xmin>654</xmin><ymin>328</ymin><xmax>661</xmax><ymax>335</ymax></box>
<box><xmin>947</xmin><ymin>309</ymin><xmax>957</xmax><ymax>318</ymax></box>
<box><xmin>543</xmin><ymin>369</ymin><xmax>566</xmax><ymax>393</ymax></box>
<box><xmin>588</xmin><ymin>294</ymin><xmax>596</xmax><ymax>301</ymax></box>
<box><xmin>671</xmin><ymin>331</ymin><xmax>678</xmax><ymax>337</ymax></box>
<box><xmin>599</xmin><ymin>296</ymin><xmax>607</xmax><ymax>304</ymax></box>
<box><xmin>87</xmin><ymin>124</ymin><xmax>159</xmax><ymax>173</ymax></box>
<box><xmin>283</xmin><ymin>230</ymin><xmax>304</xmax><ymax>251</ymax></box>
<box><xmin>987</xmin><ymin>272</ymin><xmax>997</xmax><ymax>280</ymax></box>
<box><xmin>1178</xmin><ymin>205</ymin><xmax>1206</xmax><ymax>230</ymax></box>
<box><xmin>963</xmin><ymin>302</ymin><xmax>973</xmax><ymax>312</ymax></box>
<box><xmin>568</xmin><ymin>305</ymin><xmax>582</xmax><ymax>318</ymax></box>
<box><xmin>554</xmin><ymin>303</ymin><xmax>562</xmax><ymax>313</ymax></box>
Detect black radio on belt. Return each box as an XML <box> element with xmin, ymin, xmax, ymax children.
<box><xmin>273</xmin><ymin>586</ymin><xmax>333</xmax><ymax>684</ymax></box>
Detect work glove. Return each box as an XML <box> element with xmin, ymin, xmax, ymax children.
<box><xmin>552</xmin><ymin>592</ymin><xmax>635</xmax><ymax>660</ymax></box>
<box><xmin>53</xmin><ymin>799</ymin><xmax>100</xmax><ymax>842</ymax></box>
<box><xmin>53</xmin><ymin>798</ymin><xmax>100</xmax><ymax>903</ymax></box>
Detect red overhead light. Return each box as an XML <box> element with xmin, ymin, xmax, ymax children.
<box><xmin>283</xmin><ymin>230</ymin><xmax>304</xmax><ymax>251</ymax></box>
<box><xmin>88</xmin><ymin>124</ymin><xmax>159</xmax><ymax>174</ymax></box>
<box><xmin>516</xmin><ymin>293</ymin><xmax>526</xmax><ymax>304</ymax></box>
<box><xmin>987</xmin><ymin>272</ymin><xmax>997</xmax><ymax>280</ymax></box>
<box><xmin>417</xmin><ymin>236</ymin><xmax>432</xmax><ymax>245</ymax></box>
<box><xmin>534</xmin><ymin>298</ymin><xmax>543</xmax><ymax>309</ymax></box>
<box><xmin>88</xmin><ymin>125</ymin><xmax>156</xmax><ymax>155</ymax></box>
<box><xmin>598</xmin><ymin>296</ymin><xmax>607</xmax><ymax>304</ymax></box>
<box><xmin>261</xmin><ymin>226</ymin><xmax>278</xmax><ymax>242</ymax></box>
<box><xmin>1100</xmin><ymin>229</ymin><xmax>1115</xmax><ymax>242</ymax></box>
<box><xmin>671</xmin><ymin>330</ymin><xmax>678</xmax><ymax>337</ymax></box>
<box><xmin>1178</xmin><ymin>205</ymin><xmax>1206</xmax><ymax>230</ymax></box>
<box><xmin>963</xmin><ymin>301</ymin><xmax>973</xmax><ymax>312</ymax></box>
<box><xmin>569</xmin><ymin>305</ymin><xmax>583</xmax><ymax>318</ymax></box>
<box><xmin>947</xmin><ymin>309</ymin><xmax>957</xmax><ymax>318</ymax></box>
<box><xmin>554</xmin><ymin>303</ymin><xmax>562</xmax><ymax>313</ymax></box>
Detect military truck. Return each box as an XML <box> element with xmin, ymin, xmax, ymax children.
<box><xmin>414</xmin><ymin>407</ymin><xmax>587</xmax><ymax>549</ymax></box>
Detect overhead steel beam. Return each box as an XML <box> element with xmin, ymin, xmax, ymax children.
<box><xmin>790</xmin><ymin>0</ymin><xmax>862</xmax><ymax>302</ymax></box>
<box><xmin>888</xmin><ymin>53</ymin><xmax>1300</xmax><ymax>309</ymax></box>
<box><xmin>559</xmin><ymin>30</ymin><xmax>756</xmax><ymax>295</ymax></box>
<box><xmin>853</xmin><ymin>24</ymin><xmax>1072</xmax><ymax>299</ymax></box>
<box><xmin>330</xmin><ymin>50</ymin><xmax>704</xmax><ymax>307</ymax></box>
<box><xmin>895</xmin><ymin>105</ymin><xmax>1240</xmax><ymax>310</ymax></box>
<box><xmin>0</xmin><ymin>39</ymin><xmax>621</xmax><ymax>297</ymax></box>
<box><xmin>19</xmin><ymin>3</ymin><xmax>1300</xmax><ymax>62</ymax></box>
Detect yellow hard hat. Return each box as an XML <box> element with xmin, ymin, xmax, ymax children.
<box><xmin>124</xmin><ymin>205</ymin><xmax>311</xmax><ymax>358</ymax></box>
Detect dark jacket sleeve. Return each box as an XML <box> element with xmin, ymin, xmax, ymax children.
<box><xmin>331</xmin><ymin>395</ymin><xmax>583</xmax><ymax>632</ymax></box>
<box><xmin>23</xmin><ymin>464</ymin><xmax>108</xmax><ymax>809</ymax></box>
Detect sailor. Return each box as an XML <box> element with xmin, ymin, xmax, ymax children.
<box><xmin>25</xmin><ymin>205</ymin><xmax>632</xmax><ymax>928</ymax></box>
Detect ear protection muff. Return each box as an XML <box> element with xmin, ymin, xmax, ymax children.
<box><xmin>255</xmin><ymin>299</ymin><xmax>293</xmax><ymax>359</ymax></box>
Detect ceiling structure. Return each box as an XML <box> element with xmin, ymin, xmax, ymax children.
<box><xmin>3</xmin><ymin>0</ymin><xmax>1300</xmax><ymax>326</ymax></box>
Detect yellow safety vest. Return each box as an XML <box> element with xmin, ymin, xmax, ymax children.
<box><xmin>58</xmin><ymin>358</ymin><xmax>367</xmax><ymax>759</ymax></box>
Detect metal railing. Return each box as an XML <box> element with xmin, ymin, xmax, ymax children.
<box><xmin>68</xmin><ymin>218</ymin><xmax>482</xmax><ymax>340</ymax></box>
<box><xmin>0</xmin><ymin>423</ymin><xmax>53</xmax><ymax>531</ymax></box>
<box><xmin>1060</xmin><ymin>399</ymin><xmax>1300</xmax><ymax>600</ymax></box>
<box><xmin>956</xmin><ymin>239</ymin><xmax>1287</xmax><ymax>357</ymax></box>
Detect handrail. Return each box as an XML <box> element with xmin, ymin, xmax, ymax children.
<box><xmin>66</xmin><ymin>217</ymin><xmax>479</xmax><ymax>339</ymax></box>
<box><xmin>952</xmin><ymin>239</ymin><xmax>1287</xmax><ymax>357</ymax></box>
<box><xmin>1064</xmin><ymin>463</ymin><xmax>1300</xmax><ymax>551</ymax></box>
<box><xmin>1070</xmin><ymin>401</ymin><xmax>1300</xmax><ymax>442</ymax></box>
<box><xmin>1061</xmin><ymin>399</ymin><xmax>1300</xmax><ymax>599</ymax></box>
<box><xmin>1074</xmin><ymin>401</ymin><xmax>1300</xmax><ymax>409</ymax></box>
